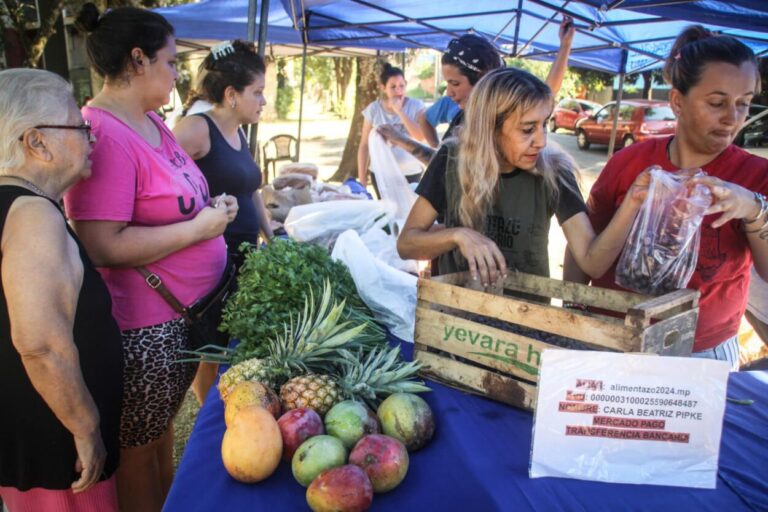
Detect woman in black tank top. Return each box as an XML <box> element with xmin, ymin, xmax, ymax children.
<box><xmin>0</xmin><ymin>69</ymin><xmax>123</xmax><ymax>511</ymax></box>
<box><xmin>174</xmin><ymin>40</ymin><xmax>272</xmax><ymax>403</ymax></box>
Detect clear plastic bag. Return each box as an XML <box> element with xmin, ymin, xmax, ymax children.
<box><xmin>615</xmin><ymin>166</ymin><xmax>712</xmax><ymax>295</ymax></box>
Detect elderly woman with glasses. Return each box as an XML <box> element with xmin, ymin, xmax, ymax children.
<box><xmin>0</xmin><ymin>68</ymin><xmax>123</xmax><ymax>512</ymax></box>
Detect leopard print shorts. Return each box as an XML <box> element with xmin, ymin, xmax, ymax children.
<box><xmin>119</xmin><ymin>318</ymin><xmax>197</xmax><ymax>448</ymax></box>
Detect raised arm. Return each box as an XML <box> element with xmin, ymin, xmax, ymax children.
<box><xmin>545</xmin><ymin>17</ymin><xmax>575</xmax><ymax>97</ymax></box>
<box><xmin>392</xmin><ymin>97</ymin><xmax>426</xmax><ymax>142</ymax></box>
<box><xmin>3</xmin><ymin>198</ymin><xmax>105</xmax><ymax>493</ymax></box>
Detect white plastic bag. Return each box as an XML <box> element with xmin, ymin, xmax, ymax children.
<box><xmin>284</xmin><ymin>200</ymin><xmax>396</xmax><ymax>248</ymax></box>
<box><xmin>359</xmin><ymin>225</ymin><xmax>419</xmax><ymax>274</ymax></box>
<box><xmin>368</xmin><ymin>131</ymin><xmax>418</xmax><ymax>220</ymax></box>
<box><xmin>331</xmin><ymin>229</ymin><xmax>417</xmax><ymax>341</ymax></box>
<box><xmin>616</xmin><ymin>167</ymin><xmax>712</xmax><ymax>295</ymax></box>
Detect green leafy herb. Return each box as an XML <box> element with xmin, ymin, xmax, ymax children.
<box><xmin>220</xmin><ymin>239</ymin><xmax>384</xmax><ymax>361</ymax></box>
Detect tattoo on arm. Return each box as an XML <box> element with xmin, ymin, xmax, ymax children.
<box><xmin>410</xmin><ymin>143</ymin><xmax>436</xmax><ymax>165</ymax></box>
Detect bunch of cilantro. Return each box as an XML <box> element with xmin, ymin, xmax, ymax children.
<box><xmin>221</xmin><ymin>239</ymin><xmax>384</xmax><ymax>361</ymax></box>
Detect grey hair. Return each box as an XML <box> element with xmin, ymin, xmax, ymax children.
<box><xmin>0</xmin><ymin>69</ymin><xmax>72</xmax><ymax>172</ymax></box>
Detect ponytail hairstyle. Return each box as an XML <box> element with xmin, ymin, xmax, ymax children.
<box><xmin>663</xmin><ymin>25</ymin><xmax>759</xmax><ymax>95</ymax></box>
<box><xmin>378</xmin><ymin>62</ymin><xmax>404</xmax><ymax>86</ymax></box>
<box><xmin>457</xmin><ymin>67</ymin><xmax>579</xmax><ymax>230</ymax></box>
<box><xmin>75</xmin><ymin>3</ymin><xmax>174</xmax><ymax>80</ymax></box>
<box><xmin>442</xmin><ymin>34</ymin><xmax>504</xmax><ymax>86</ymax></box>
<box><xmin>197</xmin><ymin>40</ymin><xmax>266</xmax><ymax>105</ymax></box>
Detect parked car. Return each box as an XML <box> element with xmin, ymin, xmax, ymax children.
<box><xmin>575</xmin><ymin>100</ymin><xmax>677</xmax><ymax>151</ymax></box>
<box><xmin>735</xmin><ymin>104</ymin><xmax>768</xmax><ymax>159</ymax></box>
<box><xmin>550</xmin><ymin>98</ymin><xmax>602</xmax><ymax>132</ymax></box>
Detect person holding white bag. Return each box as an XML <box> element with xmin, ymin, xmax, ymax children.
<box><xmin>357</xmin><ymin>63</ymin><xmax>427</xmax><ymax>196</ymax></box>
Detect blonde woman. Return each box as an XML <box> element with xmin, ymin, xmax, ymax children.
<box><xmin>397</xmin><ymin>67</ymin><xmax>650</xmax><ymax>286</ymax></box>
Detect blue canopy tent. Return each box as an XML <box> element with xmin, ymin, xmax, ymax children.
<box><xmin>156</xmin><ymin>0</ymin><xmax>768</xmax><ymax>156</ymax></box>
<box><xmin>154</xmin><ymin>0</ymin><xmax>377</xmax><ymax>157</ymax></box>
<box><xmin>281</xmin><ymin>0</ymin><xmax>768</xmax><ymax>154</ymax></box>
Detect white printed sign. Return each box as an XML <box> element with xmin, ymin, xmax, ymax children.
<box><xmin>529</xmin><ymin>350</ymin><xmax>730</xmax><ymax>489</ymax></box>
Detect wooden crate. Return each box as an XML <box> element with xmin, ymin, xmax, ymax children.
<box><xmin>413</xmin><ymin>271</ymin><xmax>700</xmax><ymax>411</ymax></box>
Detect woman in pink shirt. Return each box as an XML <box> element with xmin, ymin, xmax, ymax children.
<box><xmin>65</xmin><ymin>5</ymin><xmax>237</xmax><ymax>511</ymax></box>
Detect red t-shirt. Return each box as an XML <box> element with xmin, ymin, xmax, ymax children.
<box><xmin>588</xmin><ymin>136</ymin><xmax>768</xmax><ymax>351</ymax></box>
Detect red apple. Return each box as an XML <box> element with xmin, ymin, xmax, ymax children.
<box><xmin>349</xmin><ymin>434</ymin><xmax>409</xmax><ymax>493</ymax></box>
<box><xmin>306</xmin><ymin>465</ymin><xmax>373</xmax><ymax>512</ymax></box>
<box><xmin>278</xmin><ymin>408</ymin><xmax>325</xmax><ymax>462</ymax></box>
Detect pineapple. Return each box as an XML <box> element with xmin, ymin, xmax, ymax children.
<box><xmin>280</xmin><ymin>345</ymin><xmax>431</xmax><ymax>416</ymax></box>
<box><xmin>334</xmin><ymin>346</ymin><xmax>431</xmax><ymax>410</ymax></box>
<box><xmin>217</xmin><ymin>358</ymin><xmax>276</xmax><ymax>402</ymax></box>
<box><xmin>279</xmin><ymin>374</ymin><xmax>342</xmax><ymax>417</ymax></box>
<box><xmin>261</xmin><ymin>280</ymin><xmax>368</xmax><ymax>383</ymax></box>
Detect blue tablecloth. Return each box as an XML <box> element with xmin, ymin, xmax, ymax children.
<box><xmin>164</xmin><ymin>343</ymin><xmax>768</xmax><ymax>511</ymax></box>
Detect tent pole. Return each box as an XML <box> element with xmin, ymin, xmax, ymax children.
<box><xmin>607</xmin><ymin>49</ymin><xmax>628</xmax><ymax>158</ymax></box>
<box><xmin>248</xmin><ymin>0</ymin><xmax>270</xmax><ymax>161</ymax></box>
<box><xmin>257</xmin><ymin>0</ymin><xmax>270</xmax><ymax>56</ymax></box>
<box><xmin>247</xmin><ymin>0</ymin><xmax>258</xmax><ymax>41</ymax></box>
<box><xmin>297</xmin><ymin>41</ymin><xmax>308</xmax><ymax>160</ymax></box>
<box><xmin>512</xmin><ymin>0</ymin><xmax>522</xmax><ymax>56</ymax></box>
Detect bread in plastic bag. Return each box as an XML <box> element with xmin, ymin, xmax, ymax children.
<box><xmin>615</xmin><ymin>166</ymin><xmax>712</xmax><ymax>295</ymax></box>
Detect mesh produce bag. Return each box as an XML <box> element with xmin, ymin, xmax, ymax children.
<box><xmin>615</xmin><ymin>166</ymin><xmax>712</xmax><ymax>295</ymax></box>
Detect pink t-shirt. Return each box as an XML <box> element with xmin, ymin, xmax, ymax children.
<box><xmin>64</xmin><ymin>107</ymin><xmax>227</xmax><ymax>331</ymax></box>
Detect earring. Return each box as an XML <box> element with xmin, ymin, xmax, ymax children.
<box><xmin>231</xmin><ymin>100</ymin><xmax>236</xmax><ymax>109</ymax></box>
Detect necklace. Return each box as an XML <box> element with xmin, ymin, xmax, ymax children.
<box><xmin>1</xmin><ymin>175</ymin><xmax>59</xmax><ymax>204</ymax></box>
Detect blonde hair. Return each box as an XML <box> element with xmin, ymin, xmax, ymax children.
<box><xmin>456</xmin><ymin>67</ymin><xmax>580</xmax><ymax>229</ymax></box>
<box><xmin>0</xmin><ymin>69</ymin><xmax>72</xmax><ymax>172</ymax></box>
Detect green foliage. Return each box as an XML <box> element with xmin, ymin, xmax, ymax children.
<box><xmin>276</xmin><ymin>58</ymin><xmax>294</xmax><ymax>119</ymax></box>
<box><xmin>504</xmin><ymin>57</ymin><xmax>552</xmax><ymax>82</ymax></box>
<box><xmin>406</xmin><ymin>84</ymin><xmax>430</xmax><ymax>100</ymax></box>
<box><xmin>416</xmin><ymin>63</ymin><xmax>434</xmax><ymax>81</ymax></box>
<box><xmin>275</xmin><ymin>84</ymin><xmax>294</xmax><ymax>119</ymax></box>
<box><xmin>220</xmin><ymin>239</ymin><xmax>382</xmax><ymax>360</ymax></box>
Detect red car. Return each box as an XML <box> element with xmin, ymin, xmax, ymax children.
<box><xmin>575</xmin><ymin>100</ymin><xmax>677</xmax><ymax>150</ymax></box>
<box><xmin>550</xmin><ymin>98</ymin><xmax>602</xmax><ymax>132</ymax></box>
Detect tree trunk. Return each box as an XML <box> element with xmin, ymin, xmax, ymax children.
<box><xmin>333</xmin><ymin>57</ymin><xmax>353</xmax><ymax>103</ymax></box>
<box><xmin>24</xmin><ymin>0</ymin><xmax>64</xmax><ymax>68</ymax></box>
<box><xmin>642</xmin><ymin>71</ymin><xmax>653</xmax><ymax>100</ymax></box>
<box><xmin>329</xmin><ymin>56</ymin><xmax>379</xmax><ymax>183</ymax></box>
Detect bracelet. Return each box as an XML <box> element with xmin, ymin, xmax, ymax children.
<box><xmin>743</xmin><ymin>192</ymin><xmax>768</xmax><ymax>224</ymax></box>
<box><xmin>743</xmin><ymin>216</ymin><xmax>768</xmax><ymax>234</ymax></box>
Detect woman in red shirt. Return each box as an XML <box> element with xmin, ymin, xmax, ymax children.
<box><xmin>583</xmin><ymin>26</ymin><xmax>768</xmax><ymax>368</ymax></box>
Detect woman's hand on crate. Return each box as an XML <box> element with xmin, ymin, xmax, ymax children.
<box><xmin>453</xmin><ymin>228</ymin><xmax>507</xmax><ymax>286</ymax></box>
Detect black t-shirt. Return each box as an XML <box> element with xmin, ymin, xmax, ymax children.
<box><xmin>442</xmin><ymin>109</ymin><xmax>465</xmax><ymax>141</ymax></box>
<box><xmin>416</xmin><ymin>143</ymin><xmax>586</xmax><ymax>276</ymax></box>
